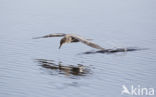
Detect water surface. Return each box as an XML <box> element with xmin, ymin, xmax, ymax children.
<box><xmin>0</xmin><ymin>0</ymin><xmax>156</xmax><ymax>97</ymax></box>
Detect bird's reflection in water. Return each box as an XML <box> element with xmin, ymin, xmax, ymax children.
<box><xmin>36</xmin><ymin>59</ymin><xmax>90</xmax><ymax>76</ymax></box>
<box><xmin>82</xmin><ymin>47</ymin><xmax>147</xmax><ymax>54</ymax></box>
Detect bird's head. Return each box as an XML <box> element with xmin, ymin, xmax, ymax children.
<box><xmin>59</xmin><ymin>38</ymin><xmax>66</xmax><ymax>49</ymax></box>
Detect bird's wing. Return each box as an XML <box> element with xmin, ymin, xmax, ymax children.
<box><xmin>33</xmin><ymin>33</ymin><xmax>66</xmax><ymax>39</ymax></box>
<box><xmin>70</xmin><ymin>34</ymin><xmax>104</xmax><ymax>50</ymax></box>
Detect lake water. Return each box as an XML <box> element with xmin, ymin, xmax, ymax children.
<box><xmin>0</xmin><ymin>0</ymin><xmax>156</xmax><ymax>97</ymax></box>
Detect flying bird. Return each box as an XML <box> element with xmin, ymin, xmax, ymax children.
<box><xmin>33</xmin><ymin>33</ymin><xmax>104</xmax><ymax>50</ymax></box>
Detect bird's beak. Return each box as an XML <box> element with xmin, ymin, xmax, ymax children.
<box><xmin>59</xmin><ymin>44</ymin><xmax>62</xmax><ymax>49</ymax></box>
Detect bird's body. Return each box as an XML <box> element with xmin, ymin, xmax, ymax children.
<box><xmin>33</xmin><ymin>33</ymin><xmax>104</xmax><ymax>50</ymax></box>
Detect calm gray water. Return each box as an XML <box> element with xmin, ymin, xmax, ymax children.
<box><xmin>0</xmin><ymin>0</ymin><xmax>156</xmax><ymax>97</ymax></box>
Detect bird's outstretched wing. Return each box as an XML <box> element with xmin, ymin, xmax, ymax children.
<box><xmin>33</xmin><ymin>33</ymin><xmax>66</xmax><ymax>39</ymax></box>
<box><xmin>70</xmin><ymin>34</ymin><xmax>104</xmax><ymax>50</ymax></box>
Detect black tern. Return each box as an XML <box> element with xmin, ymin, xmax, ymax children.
<box><xmin>33</xmin><ymin>33</ymin><xmax>104</xmax><ymax>50</ymax></box>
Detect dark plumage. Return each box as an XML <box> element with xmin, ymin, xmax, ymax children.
<box><xmin>33</xmin><ymin>33</ymin><xmax>104</xmax><ymax>50</ymax></box>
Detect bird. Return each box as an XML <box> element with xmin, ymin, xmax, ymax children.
<box><xmin>33</xmin><ymin>33</ymin><xmax>105</xmax><ymax>50</ymax></box>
